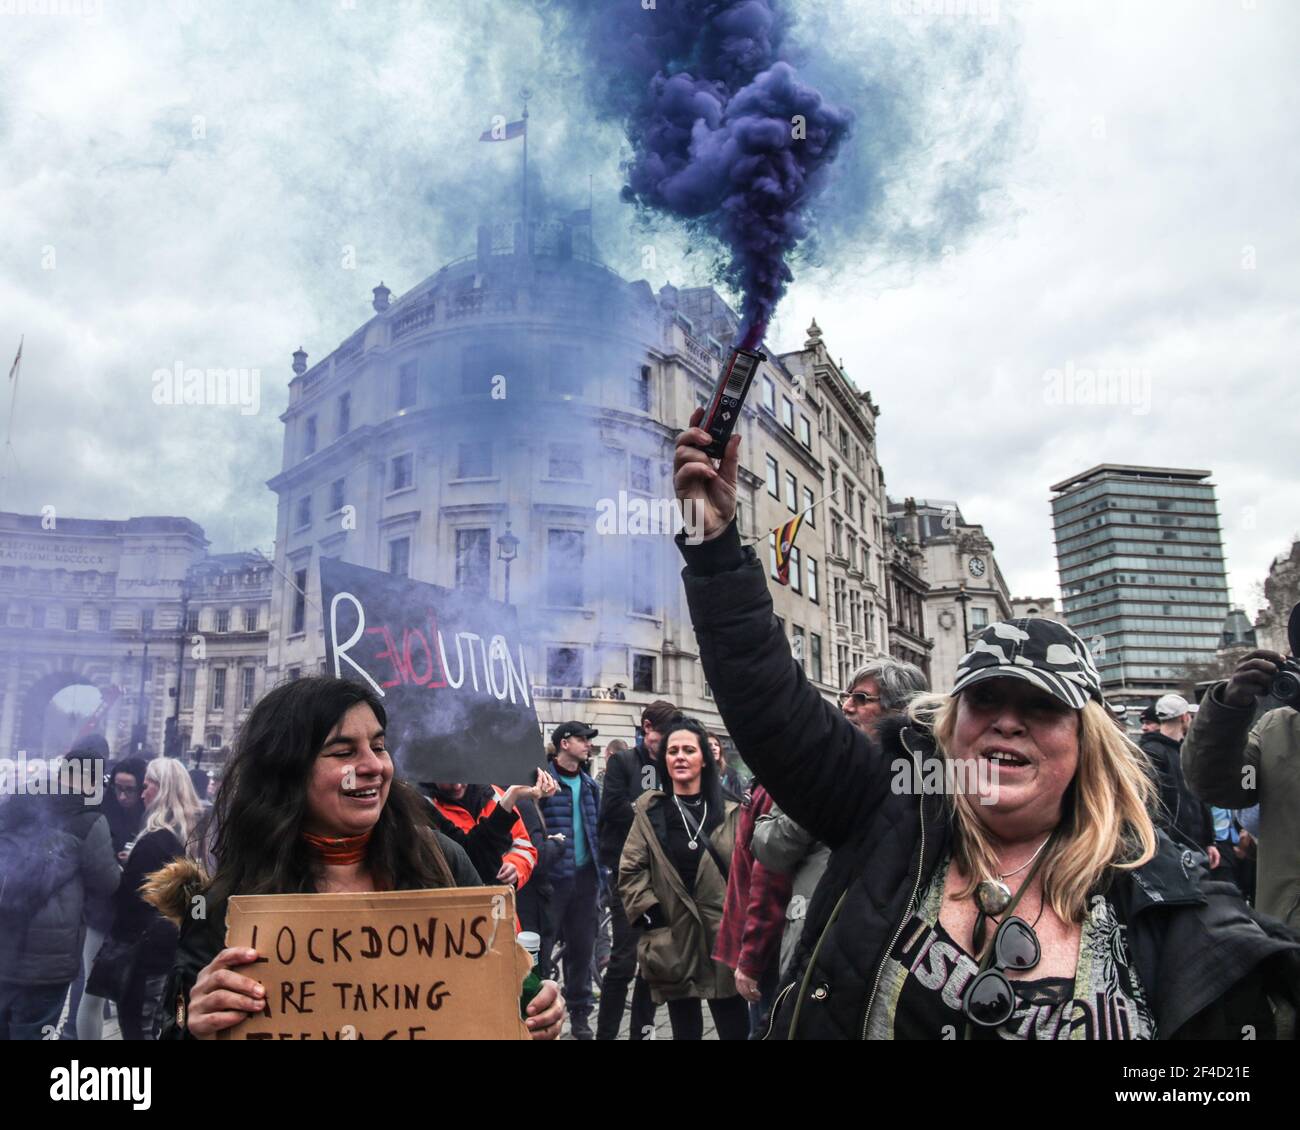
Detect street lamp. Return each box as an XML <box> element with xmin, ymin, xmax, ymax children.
<box><xmin>497</xmin><ymin>522</ymin><xmax>520</xmax><ymax>604</ymax></box>
<box><xmin>954</xmin><ymin>582</ymin><xmax>972</xmax><ymax>650</ymax></box>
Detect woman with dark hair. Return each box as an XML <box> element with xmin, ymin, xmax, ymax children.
<box><xmin>146</xmin><ymin>676</ymin><xmax>565</xmax><ymax>1040</ymax></box>
<box><xmin>617</xmin><ymin>714</ymin><xmax>749</xmax><ymax>1040</ymax></box>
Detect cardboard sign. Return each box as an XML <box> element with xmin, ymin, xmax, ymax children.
<box><xmin>219</xmin><ymin>887</ymin><xmax>532</xmax><ymax>1040</ymax></box>
<box><xmin>320</xmin><ymin>557</ymin><xmax>543</xmax><ymax>785</ymax></box>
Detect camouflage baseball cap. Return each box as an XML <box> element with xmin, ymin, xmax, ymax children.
<box><xmin>951</xmin><ymin>618</ymin><xmax>1103</xmax><ymax>710</ymax></box>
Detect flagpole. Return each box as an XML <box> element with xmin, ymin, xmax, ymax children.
<box><xmin>744</xmin><ymin>486</ymin><xmax>842</xmax><ymax>545</ymax></box>
<box><xmin>4</xmin><ymin>335</ymin><xmax>20</xmax><ymax>449</ymax></box>
<box><xmin>521</xmin><ymin>94</ymin><xmax>530</xmax><ymax>238</ymax></box>
<box><xmin>1</xmin><ymin>335</ymin><xmax>21</xmax><ymax>499</ymax></box>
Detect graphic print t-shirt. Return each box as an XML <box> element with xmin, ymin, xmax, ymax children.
<box><xmin>865</xmin><ymin>856</ymin><xmax>1155</xmax><ymax>1040</ymax></box>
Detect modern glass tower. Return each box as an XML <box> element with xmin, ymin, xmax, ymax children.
<box><xmin>1050</xmin><ymin>464</ymin><xmax>1230</xmax><ymax>707</ymax></box>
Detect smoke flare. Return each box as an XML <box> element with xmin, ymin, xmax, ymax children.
<box><xmin>562</xmin><ymin>0</ymin><xmax>852</xmax><ymax>345</ymax></box>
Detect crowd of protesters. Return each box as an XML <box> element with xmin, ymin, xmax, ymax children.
<box><xmin>2</xmin><ymin>483</ymin><xmax>1298</xmax><ymax>1042</ymax></box>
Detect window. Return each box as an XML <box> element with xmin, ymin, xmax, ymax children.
<box><xmin>66</xmin><ymin>607</ymin><xmax>78</xmax><ymax>630</ymax></box>
<box><xmin>207</xmin><ymin>732</ymin><xmax>222</xmax><ymax>750</ymax></box>
<box><xmin>810</xmin><ymin>634</ymin><xmax>824</xmax><ymax>683</ymax></box>
<box><xmin>790</xmin><ymin>547</ymin><xmax>802</xmax><ymax>593</ymax></box>
<box><xmin>388</xmin><ymin>537</ymin><xmax>411</xmax><ymax>578</ymax></box>
<box><xmin>844</xmin><ymin>484</ymin><xmax>853</xmax><ymax>516</ymax></box>
<box><xmin>834</xmin><ymin>576</ymin><xmax>846</xmax><ymax>624</ymax></box>
<box><xmin>211</xmin><ymin>668</ymin><xmax>226</xmax><ymax>712</ymax></box>
<box><xmin>390</xmin><ymin>452</ymin><xmax>414</xmax><ymax>492</ymax></box>
<box><xmin>397</xmin><ymin>361</ymin><xmax>418</xmax><ymax>410</ymax></box>
<box><xmin>830</xmin><ymin>463</ymin><xmax>838</xmax><ymax>495</ymax></box>
<box><xmin>766</xmin><ymin>455</ymin><xmax>779</xmax><ymax>498</ymax></box>
<box><xmin>632</xmin><ymin>654</ymin><xmax>656</xmax><ymax>693</ymax></box>
<box><xmin>295</xmin><ymin>494</ymin><xmax>312</xmax><ymax>530</ymax></box>
<box><xmin>832</xmin><ymin>517</ymin><xmax>843</xmax><ymax>558</ymax></box>
<box><xmin>792</xmin><ymin>625</ymin><xmax>806</xmax><ymax>667</ymax></box>
<box><xmin>141</xmin><ymin>609</ymin><xmax>154</xmax><ymax>633</ymax></box>
<box><xmin>802</xmin><ymin>487</ymin><xmax>816</xmax><ymax>527</ymax></box>
<box><xmin>631</xmin><ymin>539</ymin><xmax>656</xmax><ymax>615</ymax></box>
<box><xmin>325</xmin><ymin>478</ymin><xmax>343</xmax><ymax>514</ymax></box>
<box><xmin>971</xmin><ymin>607</ymin><xmax>989</xmax><ymax>629</ymax></box>
<box><xmin>781</xmin><ymin>397</ymin><xmax>795</xmax><ymax>431</ymax></box>
<box><xmin>304</xmin><ymin>415</ymin><xmax>318</xmax><ymax>457</ymax></box>
<box><xmin>457</xmin><ymin>442</ymin><xmax>492</xmax><ymax>479</ymax></box>
<box><xmin>547</xmin><ymin>530</ymin><xmax>584</xmax><ymax>606</ymax></box>
<box><xmin>769</xmin><ymin>533</ymin><xmax>779</xmax><ymax>580</ymax></box>
<box><xmin>807</xmin><ymin>557</ymin><xmax>819</xmax><ymax>604</ymax></box>
<box><xmin>548</xmin><ymin>348</ymin><xmax>582</xmax><ymax>397</ymax></box>
<box><xmin>632</xmin><ymin>365</ymin><xmax>652</xmax><ymax>412</ymax></box>
<box><xmin>215</xmin><ymin>608</ymin><xmax>229</xmax><ymax>633</ymax></box>
<box><xmin>630</xmin><ymin>456</ymin><xmax>653</xmax><ymax>494</ymax></box>
<box><xmin>31</xmin><ymin>605</ymin><xmax>45</xmax><ymax>629</ymax></box>
<box><xmin>548</xmin><ymin>445</ymin><xmax>583</xmax><ymax>480</ymax></box>
<box><xmin>799</xmin><ymin>415</ymin><xmax>812</xmax><ymax>448</ymax></box>
<box><xmin>244</xmin><ymin>606</ymin><xmax>258</xmax><ymax>632</ymax></box>
<box><xmin>185</xmin><ymin>607</ymin><xmax>199</xmax><ymax>633</ymax></box>
<box><xmin>547</xmin><ymin>647</ymin><xmax>582</xmax><ymax>687</ymax></box>
<box><xmin>838</xmin><ymin>425</ymin><xmax>849</xmax><ymax>457</ymax></box>
<box><xmin>337</xmin><ymin>392</ymin><xmax>351</xmax><ymax>436</ymax></box>
<box><xmin>241</xmin><ymin>667</ymin><xmax>256</xmax><ymax>709</ymax></box>
<box><xmin>761</xmin><ymin>376</ymin><xmax>776</xmax><ymax>413</ymax></box>
<box><xmin>784</xmin><ymin>471</ymin><xmax>797</xmax><ymax>512</ymax></box>
<box><xmin>455</xmin><ymin>529</ymin><xmax>491</xmax><ymax>595</ymax></box>
<box><xmin>181</xmin><ymin>669</ymin><xmax>196</xmax><ymax>709</ymax></box>
<box><xmin>837</xmin><ymin>644</ymin><xmax>850</xmax><ymax>690</ymax></box>
<box><xmin>291</xmin><ymin>569</ymin><xmax>307</xmax><ymax>633</ymax></box>
<box><xmin>98</xmin><ymin>608</ymin><xmax>111</xmax><ymax>632</ymax></box>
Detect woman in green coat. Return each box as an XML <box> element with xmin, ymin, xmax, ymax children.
<box><xmin>618</xmin><ymin>715</ymin><xmax>748</xmax><ymax>1040</ymax></box>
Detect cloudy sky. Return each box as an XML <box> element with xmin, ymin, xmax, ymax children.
<box><xmin>2</xmin><ymin>0</ymin><xmax>1296</xmax><ymax>615</ymax></box>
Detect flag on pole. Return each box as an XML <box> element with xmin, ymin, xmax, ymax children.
<box><xmin>479</xmin><ymin>118</ymin><xmax>526</xmax><ymax>142</ymax></box>
<box><xmin>772</xmin><ymin>512</ymin><xmax>804</xmax><ymax>586</ymax></box>
<box><xmin>7</xmin><ymin>339</ymin><xmax>20</xmax><ymax>383</ymax></box>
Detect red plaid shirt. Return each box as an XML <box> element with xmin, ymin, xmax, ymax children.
<box><xmin>713</xmin><ymin>785</ymin><xmax>794</xmax><ymax>978</ymax></box>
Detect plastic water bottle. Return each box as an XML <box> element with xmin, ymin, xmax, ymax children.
<box><xmin>518</xmin><ymin>931</ymin><xmax>543</xmax><ymax>1016</ymax></box>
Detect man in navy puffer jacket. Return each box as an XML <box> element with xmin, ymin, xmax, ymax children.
<box><xmin>539</xmin><ymin>721</ymin><xmax>606</xmax><ymax>1040</ymax></box>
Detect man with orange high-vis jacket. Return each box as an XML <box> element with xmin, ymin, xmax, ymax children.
<box><xmin>427</xmin><ymin>781</ymin><xmax>543</xmax><ymax>888</ymax></box>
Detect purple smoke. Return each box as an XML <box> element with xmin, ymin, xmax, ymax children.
<box><xmin>564</xmin><ymin>1</ymin><xmax>852</xmax><ymax>347</ymax></box>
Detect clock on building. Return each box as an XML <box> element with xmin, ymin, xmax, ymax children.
<box><xmin>967</xmin><ymin>556</ymin><xmax>986</xmax><ymax>578</ymax></box>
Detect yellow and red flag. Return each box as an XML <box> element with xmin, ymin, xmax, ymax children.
<box><xmin>772</xmin><ymin>512</ymin><xmax>804</xmax><ymax>586</ymax></box>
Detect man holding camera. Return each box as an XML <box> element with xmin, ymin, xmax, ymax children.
<box><xmin>1183</xmin><ymin>635</ymin><xmax>1300</xmax><ymax>929</ymax></box>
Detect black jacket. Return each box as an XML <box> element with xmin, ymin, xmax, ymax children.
<box><xmin>597</xmin><ymin>744</ymin><xmax>662</xmax><ymax>872</ymax></box>
<box><xmin>679</xmin><ymin>521</ymin><xmax>1300</xmax><ymax>1040</ymax></box>
<box><xmin>1138</xmin><ymin>732</ymin><xmax>1215</xmax><ymax>852</ymax></box>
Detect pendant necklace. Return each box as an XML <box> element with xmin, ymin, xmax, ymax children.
<box><xmin>674</xmin><ymin>794</ymin><xmax>708</xmax><ymax>851</ymax></box>
<box><xmin>975</xmin><ymin>831</ymin><xmax>1054</xmax><ymax>916</ymax></box>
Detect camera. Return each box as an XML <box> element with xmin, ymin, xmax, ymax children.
<box><xmin>1271</xmin><ymin>603</ymin><xmax>1300</xmax><ymax>708</ymax></box>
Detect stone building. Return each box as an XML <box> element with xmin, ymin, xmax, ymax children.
<box><xmin>265</xmin><ymin>219</ymin><xmax>907</xmax><ymax>748</ymax></box>
<box><xmin>887</xmin><ymin>499</ymin><xmax>1013</xmax><ymax>692</ymax></box>
<box><xmin>0</xmin><ymin>511</ymin><xmax>270</xmax><ymax>760</ymax></box>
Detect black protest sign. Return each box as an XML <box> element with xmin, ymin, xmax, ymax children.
<box><xmin>320</xmin><ymin>558</ymin><xmax>543</xmax><ymax>786</ymax></box>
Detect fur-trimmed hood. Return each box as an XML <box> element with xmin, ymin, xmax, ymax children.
<box><xmin>140</xmin><ymin>857</ymin><xmax>210</xmax><ymax>925</ymax></box>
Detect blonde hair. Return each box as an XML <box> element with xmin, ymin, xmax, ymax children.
<box><xmin>143</xmin><ymin>757</ymin><xmax>204</xmax><ymax>850</ymax></box>
<box><xmin>908</xmin><ymin>692</ymin><xmax>1158</xmax><ymax>923</ymax></box>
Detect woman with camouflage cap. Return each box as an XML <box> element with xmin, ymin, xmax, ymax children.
<box><xmin>670</xmin><ymin>411</ymin><xmax>1300</xmax><ymax>1040</ymax></box>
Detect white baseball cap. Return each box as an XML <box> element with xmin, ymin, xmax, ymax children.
<box><xmin>1154</xmin><ymin>693</ymin><xmax>1190</xmax><ymax>720</ymax></box>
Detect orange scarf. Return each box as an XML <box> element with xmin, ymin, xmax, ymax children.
<box><xmin>301</xmin><ymin>830</ymin><xmax>372</xmax><ymax>866</ymax></box>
